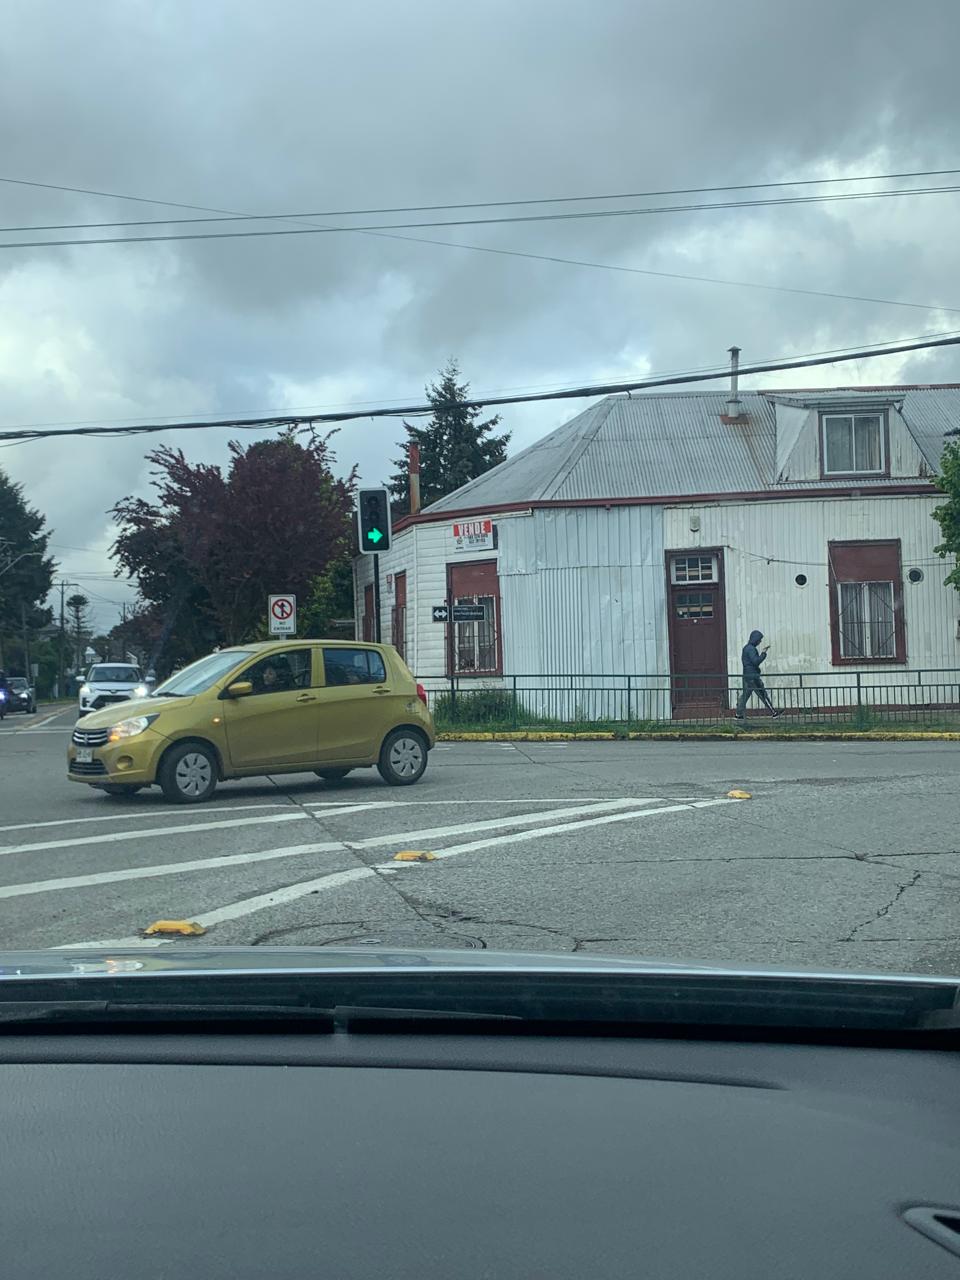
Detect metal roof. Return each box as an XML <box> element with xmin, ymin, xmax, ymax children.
<box><xmin>421</xmin><ymin>386</ymin><xmax>955</xmax><ymax>513</ymax></box>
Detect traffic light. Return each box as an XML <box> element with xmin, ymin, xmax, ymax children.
<box><xmin>357</xmin><ymin>488</ymin><xmax>392</xmax><ymax>555</ymax></box>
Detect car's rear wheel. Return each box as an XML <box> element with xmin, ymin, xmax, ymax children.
<box><xmin>158</xmin><ymin>742</ymin><xmax>218</xmax><ymax>804</ymax></box>
<box><xmin>314</xmin><ymin>768</ymin><xmax>352</xmax><ymax>782</ymax></box>
<box><xmin>377</xmin><ymin>728</ymin><xmax>428</xmax><ymax>786</ymax></box>
<box><xmin>98</xmin><ymin>784</ymin><xmax>144</xmax><ymax>797</ymax></box>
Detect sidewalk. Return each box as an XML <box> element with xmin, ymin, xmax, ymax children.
<box><xmin>438</xmin><ymin>728</ymin><xmax>960</xmax><ymax>742</ymax></box>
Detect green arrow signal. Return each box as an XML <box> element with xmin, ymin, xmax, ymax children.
<box><xmin>367</xmin><ymin>527</ymin><xmax>383</xmax><ymax>545</ymax></box>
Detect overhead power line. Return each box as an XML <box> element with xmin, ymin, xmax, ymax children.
<box><xmin>4</xmin><ymin>168</ymin><xmax>960</xmax><ymax>233</ymax></box>
<box><xmin>3</xmin><ymin>184</ymin><xmax>960</xmax><ymax>250</ymax></box>
<box><xmin>1</xmin><ymin>333</ymin><xmax>957</xmax><ymax>445</ymax></box>
<box><xmin>2</xmin><ymin>164</ymin><xmax>960</xmax><ymax>220</ymax></box>
<box><xmin>6</xmin><ymin>326</ymin><xmax>960</xmax><ymax>435</ymax></box>
<box><xmin>1</xmin><ymin>172</ymin><xmax>955</xmax><ymax>319</ymax></box>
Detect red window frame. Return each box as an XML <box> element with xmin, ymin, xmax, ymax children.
<box><xmin>827</xmin><ymin>539</ymin><xmax>906</xmax><ymax>665</ymax></box>
<box><xmin>391</xmin><ymin>571</ymin><xmax>407</xmax><ymax>660</ymax></box>
<box><xmin>445</xmin><ymin>559</ymin><xmax>502</xmax><ymax>676</ymax></box>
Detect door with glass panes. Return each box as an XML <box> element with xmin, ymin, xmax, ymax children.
<box><xmin>667</xmin><ymin>551</ymin><xmax>727</xmax><ymax>712</ymax></box>
<box><xmin>446</xmin><ymin>560</ymin><xmax>501</xmax><ymax>675</ymax></box>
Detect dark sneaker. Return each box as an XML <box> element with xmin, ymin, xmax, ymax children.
<box><xmin>734</xmin><ymin>714</ymin><xmax>745</xmax><ymax>721</ymax></box>
<box><xmin>770</xmin><ymin>710</ymin><xmax>781</xmax><ymax>719</ymax></box>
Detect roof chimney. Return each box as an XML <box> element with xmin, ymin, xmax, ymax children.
<box><xmin>725</xmin><ymin>345</ymin><xmax>743</xmax><ymax>418</ymax></box>
<box><xmin>408</xmin><ymin>441</ymin><xmax>421</xmax><ymax>515</ymax></box>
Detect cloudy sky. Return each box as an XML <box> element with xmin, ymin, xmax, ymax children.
<box><xmin>2</xmin><ymin>0</ymin><xmax>960</xmax><ymax>629</ymax></box>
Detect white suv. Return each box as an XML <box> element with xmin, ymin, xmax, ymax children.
<box><xmin>78</xmin><ymin>664</ymin><xmax>149</xmax><ymax>717</ymax></box>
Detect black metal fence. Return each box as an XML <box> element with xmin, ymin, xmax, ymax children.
<box><xmin>424</xmin><ymin>669</ymin><xmax>960</xmax><ymax>731</ymax></box>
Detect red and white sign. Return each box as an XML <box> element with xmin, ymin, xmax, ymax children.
<box><xmin>268</xmin><ymin>593</ymin><xmax>297</xmax><ymax>636</ymax></box>
<box><xmin>452</xmin><ymin>519</ymin><xmax>494</xmax><ymax>554</ymax></box>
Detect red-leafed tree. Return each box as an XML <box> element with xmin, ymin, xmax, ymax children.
<box><xmin>112</xmin><ymin>429</ymin><xmax>356</xmax><ymax>669</ymax></box>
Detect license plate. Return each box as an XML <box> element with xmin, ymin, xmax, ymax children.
<box><xmin>75</xmin><ymin>747</ymin><xmax>93</xmax><ymax>763</ymax></box>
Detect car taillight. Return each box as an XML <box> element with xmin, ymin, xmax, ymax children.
<box><xmin>416</xmin><ymin>683</ymin><xmax>428</xmax><ymax>706</ymax></box>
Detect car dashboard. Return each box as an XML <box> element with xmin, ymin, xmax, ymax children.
<box><xmin>2</xmin><ymin>1028</ymin><xmax>960</xmax><ymax>1279</ymax></box>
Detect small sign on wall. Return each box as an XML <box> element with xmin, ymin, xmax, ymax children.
<box><xmin>452</xmin><ymin>518</ymin><xmax>494</xmax><ymax>553</ymax></box>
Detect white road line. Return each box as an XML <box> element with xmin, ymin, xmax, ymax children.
<box><xmin>0</xmin><ymin>727</ymin><xmax>74</xmax><ymax>735</ymax></box>
<box><xmin>60</xmin><ymin>798</ymin><xmax>741</xmax><ymax>947</ymax></box>
<box><xmin>0</xmin><ymin>802</ymin><xmax>295</xmax><ymax>835</ymax></box>
<box><xmin>24</xmin><ymin>709</ymin><xmax>69</xmax><ymax>730</ymax></box>
<box><xmin>304</xmin><ymin>798</ymin><xmax>663</xmax><ymax>807</ymax></box>
<box><xmin>23</xmin><ymin>800</ymin><xmax>651</xmax><ymax>911</ymax></box>
<box><xmin>0</xmin><ymin>811</ymin><xmax>309</xmax><ymax>857</ymax></box>
<box><xmin>0</xmin><ymin>802</ymin><xmax>400</xmax><ymax>858</ymax></box>
<box><xmin>346</xmin><ymin>799</ymin><xmax>662</xmax><ymax>849</ymax></box>
<box><xmin>0</xmin><ymin>796</ymin><xmax>671</xmax><ymax>839</ymax></box>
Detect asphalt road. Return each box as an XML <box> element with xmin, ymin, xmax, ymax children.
<box><xmin>1</xmin><ymin>704</ymin><xmax>958</xmax><ymax>973</ymax></box>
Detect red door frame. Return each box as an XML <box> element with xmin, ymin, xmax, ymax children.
<box><xmin>664</xmin><ymin>547</ymin><xmax>728</xmax><ymax>710</ymax></box>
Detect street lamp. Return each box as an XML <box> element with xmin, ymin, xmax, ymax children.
<box><xmin>0</xmin><ymin>550</ymin><xmax>42</xmax><ymax>577</ymax></box>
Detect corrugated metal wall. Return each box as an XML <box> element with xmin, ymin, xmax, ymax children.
<box><xmin>498</xmin><ymin>506</ymin><xmax>667</xmax><ymax>674</ymax></box>
<box><xmin>663</xmin><ymin>494</ymin><xmax>958</xmax><ymax>685</ymax></box>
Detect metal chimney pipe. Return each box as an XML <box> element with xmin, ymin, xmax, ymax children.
<box><xmin>726</xmin><ymin>345</ymin><xmax>742</xmax><ymax>417</ymax></box>
<box><xmin>409</xmin><ymin>441</ymin><xmax>421</xmax><ymax>515</ymax></box>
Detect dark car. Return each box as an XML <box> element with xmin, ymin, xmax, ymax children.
<box><xmin>5</xmin><ymin>677</ymin><xmax>36</xmax><ymax>714</ymax></box>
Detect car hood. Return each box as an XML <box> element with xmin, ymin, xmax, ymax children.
<box><xmin>76</xmin><ymin>695</ymin><xmax>194</xmax><ymax>728</ymax></box>
<box><xmin>0</xmin><ymin>945</ymin><xmax>956</xmax><ymax>987</ymax></box>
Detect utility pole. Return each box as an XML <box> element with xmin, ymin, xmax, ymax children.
<box><xmin>20</xmin><ymin>600</ymin><xmax>29</xmax><ymax>681</ymax></box>
<box><xmin>58</xmin><ymin>580</ymin><xmax>66</xmax><ymax>699</ymax></box>
<box><xmin>55</xmin><ymin>579</ymin><xmax>78</xmax><ymax>699</ymax></box>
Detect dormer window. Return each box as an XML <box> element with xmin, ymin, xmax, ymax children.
<box><xmin>821</xmin><ymin>412</ymin><xmax>887</xmax><ymax>477</ymax></box>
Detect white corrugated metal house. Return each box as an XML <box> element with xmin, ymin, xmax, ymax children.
<box><xmin>355</xmin><ymin>383</ymin><xmax>960</xmax><ymax>719</ymax></box>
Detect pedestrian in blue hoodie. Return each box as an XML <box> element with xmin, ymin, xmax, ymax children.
<box><xmin>734</xmin><ymin>630</ymin><xmax>780</xmax><ymax>719</ymax></box>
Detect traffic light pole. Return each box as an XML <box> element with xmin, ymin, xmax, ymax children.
<box><xmin>373</xmin><ymin>554</ymin><xmax>382</xmax><ymax>643</ymax></box>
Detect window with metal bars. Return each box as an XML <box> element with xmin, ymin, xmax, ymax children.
<box><xmin>837</xmin><ymin>581</ymin><xmax>896</xmax><ymax>659</ymax></box>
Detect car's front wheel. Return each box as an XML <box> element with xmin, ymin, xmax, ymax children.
<box><xmin>158</xmin><ymin>741</ymin><xmax>218</xmax><ymax>804</ymax></box>
<box><xmin>377</xmin><ymin>728</ymin><xmax>428</xmax><ymax>786</ymax></box>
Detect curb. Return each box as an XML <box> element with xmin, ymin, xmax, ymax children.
<box><xmin>437</xmin><ymin>730</ymin><xmax>960</xmax><ymax>743</ymax></box>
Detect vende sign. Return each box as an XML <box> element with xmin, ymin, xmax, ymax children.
<box><xmin>452</xmin><ymin>519</ymin><xmax>494</xmax><ymax>553</ymax></box>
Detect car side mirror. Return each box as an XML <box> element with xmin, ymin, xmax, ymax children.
<box><xmin>224</xmin><ymin>680</ymin><xmax>253</xmax><ymax>699</ymax></box>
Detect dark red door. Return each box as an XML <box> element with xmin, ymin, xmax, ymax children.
<box><xmin>391</xmin><ymin>572</ymin><xmax>407</xmax><ymax>659</ymax></box>
<box><xmin>667</xmin><ymin>551</ymin><xmax>727</xmax><ymax>714</ymax></box>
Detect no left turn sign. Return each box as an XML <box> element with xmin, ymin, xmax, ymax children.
<box><xmin>268</xmin><ymin>593</ymin><xmax>297</xmax><ymax>636</ymax></box>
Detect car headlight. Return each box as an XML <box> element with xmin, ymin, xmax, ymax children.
<box><xmin>134</xmin><ymin>684</ymin><xmax>148</xmax><ymax>697</ymax></box>
<box><xmin>107</xmin><ymin>714</ymin><xmax>158</xmax><ymax>743</ymax></box>
<box><xmin>79</xmin><ymin>684</ymin><xmax>92</xmax><ymax>697</ymax></box>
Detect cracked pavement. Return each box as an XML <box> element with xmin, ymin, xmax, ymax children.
<box><xmin>2</xmin><ymin>709</ymin><xmax>959</xmax><ymax>973</ymax></box>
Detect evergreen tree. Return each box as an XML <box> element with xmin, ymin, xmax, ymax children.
<box><xmin>388</xmin><ymin>360</ymin><xmax>510</xmax><ymax>512</ymax></box>
<box><xmin>0</xmin><ymin>468</ymin><xmax>55</xmax><ymax>671</ymax></box>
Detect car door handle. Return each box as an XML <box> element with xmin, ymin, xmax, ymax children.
<box><xmin>296</xmin><ymin>693</ymin><xmax>317</xmax><ymax>703</ymax></box>
<box><xmin>372</xmin><ymin>687</ymin><xmax>390</xmax><ymax>695</ymax></box>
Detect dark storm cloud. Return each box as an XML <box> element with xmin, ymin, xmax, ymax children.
<box><xmin>1</xmin><ymin>0</ymin><xmax>960</xmax><ymax>625</ymax></box>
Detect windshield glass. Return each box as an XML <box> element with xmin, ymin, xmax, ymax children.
<box><xmin>88</xmin><ymin>666</ymin><xmax>141</xmax><ymax>684</ymax></box>
<box><xmin>153</xmin><ymin>651</ymin><xmax>254</xmax><ymax>697</ymax></box>
<box><xmin>0</xmin><ymin>2</ymin><xmax>958</xmax><ymax>1000</ymax></box>
<box><xmin>8</xmin><ymin>679</ymin><xmax>28</xmax><ymax>691</ymax></box>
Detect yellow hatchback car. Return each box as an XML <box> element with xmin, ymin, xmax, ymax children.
<box><xmin>67</xmin><ymin>640</ymin><xmax>435</xmax><ymax>803</ymax></box>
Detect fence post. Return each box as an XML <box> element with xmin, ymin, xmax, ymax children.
<box><xmin>856</xmin><ymin>672</ymin><xmax>862</xmax><ymax>716</ymax></box>
<box><xmin>626</xmin><ymin>675</ymin><xmax>633</xmax><ymax>726</ymax></box>
<box><xmin>512</xmin><ymin>675</ymin><xmax>518</xmax><ymax>730</ymax></box>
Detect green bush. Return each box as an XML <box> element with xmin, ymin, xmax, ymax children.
<box><xmin>434</xmin><ymin>688</ymin><xmax>517</xmax><ymax>726</ymax></box>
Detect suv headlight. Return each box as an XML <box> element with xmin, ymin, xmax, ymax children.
<box><xmin>134</xmin><ymin>684</ymin><xmax>148</xmax><ymax>697</ymax></box>
<box><xmin>79</xmin><ymin>684</ymin><xmax>91</xmax><ymax>697</ymax></box>
<box><xmin>107</xmin><ymin>714</ymin><xmax>158</xmax><ymax>743</ymax></box>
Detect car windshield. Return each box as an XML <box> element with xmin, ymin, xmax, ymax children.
<box><xmin>9</xmin><ymin>679</ymin><xmax>28</xmax><ymax>691</ymax></box>
<box><xmin>152</xmin><ymin>651</ymin><xmax>254</xmax><ymax>697</ymax></box>
<box><xmin>88</xmin><ymin>666</ymin><xmax>141</xmax><ymax>684</ymax></box>
<box><xmin>1</xmin><ymin>2</ymin><xmax>959</xmax><ymax>1012</ymax></box>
